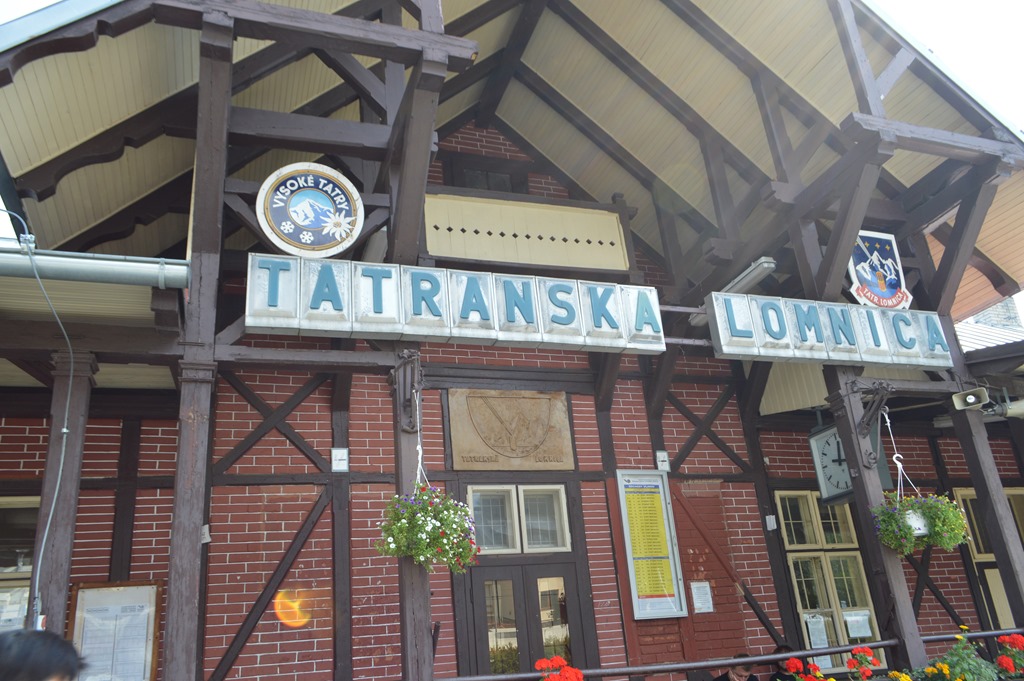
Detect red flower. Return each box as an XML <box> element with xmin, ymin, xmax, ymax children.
<box><xmin>869</xmin><ymin>657</ymin><xmax>879</xmax><ymax>665</ymax></box>
<box><xmin>847</xmin><ymin>659</ymin><xmax>858</xmax><ymax>670</ymax></box>
<box><xmin>421</xmin><ymin>486</ymin><xmax>427</xmax><ymax>492</ymax></box>
<box><xmin>785</xmin><ymin>658</ymin><xmax>803</xmax><ymax>673</ymax></box>
<box><xmin>997</xmin><ymin>655</ymin><xmax>1016</xmax><ymax>673</ymax></box>
<box><xmin>859</xmin><ymin>667</ymin><xmax>872</xmax><ymax>680</ymax></box>
<box><xmin>436</xmin><ymin>547</ymin><xmax>442</xmax><ymax>553</ymax></box>
<box><xmin>549</xmin><ymin>656</ymin><xmax>568</xmax><ymax>667</ymax></box>
<box><xmin>807</xmin><ymin>663</ymin><xmax>820</xmax><ymax>674</ymax></box>
<box><xmin>535</xmin><ymin>659</ymin><xmax>553</xmax><ymax>671</ymax></box>
<box><xmin>439</xmin><ymin>530</ymin><xmax>445</xmax><ymax>536</ymax></box>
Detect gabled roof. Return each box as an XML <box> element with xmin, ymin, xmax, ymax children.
<box><xmin>1</xmin><ymin>0</ymin><xmax>1023</xmax><ymax>321</ymax></box>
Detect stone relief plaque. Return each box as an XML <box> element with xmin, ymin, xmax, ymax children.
<box><xmin>449</xmin><ymin>389</ymin><xmax>574</xmax><ymax>470</ymax></box>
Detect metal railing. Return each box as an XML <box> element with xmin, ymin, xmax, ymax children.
<box><xmin>435</xmin><ymin>628</ymin><xmax>1024</xmax><ymax>681</ymax></box>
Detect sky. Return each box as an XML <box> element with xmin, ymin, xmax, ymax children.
<box><xmin>0</xmin><ymin>0</ymin><xmax>1022</xmax><ymax>314</ymax></box>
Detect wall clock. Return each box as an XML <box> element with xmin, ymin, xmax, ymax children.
<box><xmin>809</xmin><ymin>424</ymin><xmax>853</xmax><ymax>501</ymax></box>
<box><xmin>809</xmin><ymin>422</ymin><xmax>890</xmax><ymax>502</ymax></box>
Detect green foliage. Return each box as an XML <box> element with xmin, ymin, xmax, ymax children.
<box><xmin>374</xmin><ymin>483</ymin><xmax>479</xmax><ymax>573</ymax></box>
<box><xmin>870</xmin><ymin>492</ymin><xmax>969</xmax><ymax>555</ymax></box>
<box><xmin>489</xmin><ymin>643</ymin><xmax>519</xmax><ymax>674</ymax></box>
<box><xmin>910</xmin><ymin>636</ymin><xmax>999</xmax><ymax>681</ymax></box>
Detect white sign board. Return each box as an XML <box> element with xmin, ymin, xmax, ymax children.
<box><xmin>246</xmin><ymin>254</ymin><xmax>666</xmax><ymax>354</ymax></box>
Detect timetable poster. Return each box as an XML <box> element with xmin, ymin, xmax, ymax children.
<box><xmin>616</xmin><ymin>471</ymin><xmax>687</xmax><ymax>619</ymax></box>
<box><xmin>72</xmin><ymin>583</ymin><xmax>159</xmax><ymax>681</ymax></box>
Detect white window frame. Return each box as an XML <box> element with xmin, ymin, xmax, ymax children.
<box><xmin>468</xmin><ymin>485</ymin><xmax>521</xmax><ymax>555</ymax></box>
<box><xmin>518</xmin><ymin>485</ymin><xmax>571</xmax><ymax>554</ymax></box>
<box><xmin>468</xmin><ymin>485</ymin><xmax>571</xmax><ymax>555</ymax></box>
<box><xmin>777</xmin><ymin>491</ymin><xmax>858</xmax><ymax>550</ymax></box>
<box><xmin>0</xmin><ymin>497</ymin><xmax>39</xmax><ymax>633</ymax></box>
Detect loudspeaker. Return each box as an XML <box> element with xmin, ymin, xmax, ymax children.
<box><xmin>952</xmin><ymin>387</ymin><xmax>989</xmax><ymax>411</ymax></box>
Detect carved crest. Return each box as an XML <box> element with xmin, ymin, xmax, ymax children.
<box><xmin>466</xmin><ymin>394</ymin><xmax>553</xmax><ymax>457</ymax></box>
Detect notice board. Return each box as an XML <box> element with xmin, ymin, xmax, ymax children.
<box><xmin>70</xmin><ymin>581</ymin><xmax>161</xmax><ymax>681</ymax></box>
<box><xmin>616</xmin><ymin>471</ymin><xmax>687</xmax><ymax>619</ymax></box>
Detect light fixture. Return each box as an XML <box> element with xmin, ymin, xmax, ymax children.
<box><xmin>689</xmin><ymin>256</ymin><xmax>777</xmax><ymax>326</ymax></box>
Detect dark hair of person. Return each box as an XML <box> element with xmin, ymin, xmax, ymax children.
<box><xmin>772</xmin><ymin>644</ymin><xmax>795</xmax><ymax>669</ymax></box>
<box><xmin>733</xmin><ymin>652</ymin><xmax>753</xmax><ymax>672</ymax></box>
<box><xmin>0</xmin><ymin>628</ymin><xmax>85</xmax><ymax>681</ymax></box>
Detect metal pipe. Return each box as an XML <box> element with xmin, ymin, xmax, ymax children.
<box><xmin>0</xmin><ymin>247</ymin><xmax>190</xmax><ymax>289</ymax></box>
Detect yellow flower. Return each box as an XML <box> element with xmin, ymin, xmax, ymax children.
<box><xmin>959</xmin><ymin>624</ymin><xmax>970</xmax><ymax>631</ymax></box>
<box><xmin>925</xmin><ymin>667</ymin><xmax>937</xmax><ymax>675</ymax></box>
<box><xmin>954</xmin><ymin>634</ymin><xmax>964</xmax><ymax>641</ymax></box>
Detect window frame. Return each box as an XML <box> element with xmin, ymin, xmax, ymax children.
<box><xmin>518</xmin><ymin>485</ymin><xmax>571</xmax><ymax>554</ymax></box>
<box><xmin>775</xmin><ymin>491</ymin><xmax>882</xmax><ymax>673</ymax></box>
<box><xmin>953</xmin><ymin>487</ymin><xmax>1024</xmax><ymax>561</ymax></box>
<box><xmin>468</xmin><ymin>484</ymin><xmax>572</xmax><ymax>556</ymax></box>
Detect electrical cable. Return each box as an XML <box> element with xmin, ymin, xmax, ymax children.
<box><xmin>2</xmin><ymin>208</ymin><xmax>76</xmax><ymax>630</ymax></box>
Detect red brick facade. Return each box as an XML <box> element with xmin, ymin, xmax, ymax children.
<box><xmin>0</xmin><ymin>123</ymin><xmax>1020</xmax><ymax>681</ymax></box>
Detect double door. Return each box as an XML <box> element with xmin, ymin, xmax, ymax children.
<box><xmin>468</xmin><ymin>562</ymin><xmax>586</xmax><ymax>674</ymax></box>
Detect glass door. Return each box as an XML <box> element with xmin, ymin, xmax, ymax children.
<box><xmin>470</xmin><ymin>563</ymin><xmax>583</xmax><ymax>674</ymax></box>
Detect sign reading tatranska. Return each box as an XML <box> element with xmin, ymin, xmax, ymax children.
<box><xmin>245</xmin><ymin>254</ymin><xmax>665</xmax><ymax>353</ymax></box>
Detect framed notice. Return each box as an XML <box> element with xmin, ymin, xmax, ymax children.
<box><xmin>616</xmin><ymin>471</ymin><xmax>687</xmax><ymax>619</ymax></box>
<box><xmin>70</xmin><ymin>581</ymin><xmax>161</xmax><ymax>681</ymax></box>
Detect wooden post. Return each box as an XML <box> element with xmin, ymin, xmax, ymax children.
<box><xmin>824</xmin><ymin>366</ymin><xmax>927</xmax><ymax>670</ymax></box>
<box><xmin>28</xmin><ymin>350</ymin><xmax>97</xmax><ymax>632</ymax></box>
<box><xmin>390</xmin><ymin>346</ymin><xmax>432</xmax><ymax>681</ymax></box>
<box><xmin>165</xmin><ymin>11</ymin><xmax>232</xmax><ymax>680</ymax></box>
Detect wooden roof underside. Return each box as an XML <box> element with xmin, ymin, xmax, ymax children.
<box><xmin>1</xmin><ymin>0</ymin><xmax>1024</xmax><ymax>322</ymax></box>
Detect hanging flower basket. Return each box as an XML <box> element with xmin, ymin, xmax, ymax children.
<box><xmin>375</xmin><ymin>484</ymin><xmax>480</xmax><ymax>573</ymax></box>
<box><xmin>870</xmin><ymin>491</ymin><xmax>970</xmax><ymax>554</ymax></box>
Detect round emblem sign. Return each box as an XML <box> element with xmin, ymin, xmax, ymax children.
<box><xmin>255</xmin><ymin>162</ymin><xmax>364</xmax><ymax>258</ymax></box>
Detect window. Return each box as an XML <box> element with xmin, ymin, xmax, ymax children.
<box><xmin>953</xmin><ymin>488</ymin><xmax>1024</xmax><ymax>628</ymax></box>
<box><xmin>776</xmin><ymin>491</ymin><xmax>882</xmax><ymax>673</ymax></box>
<box><xmin>443</xmin><ymin>153</ymin><xmax>530</xmax><ymax>194</ymax></box>
<box><xmin>469</xmin><ymin>485</ymin><xmax>570</xmax><ymax>555</ymax></box>
<box><xmin>954</xmin><ymin>487</ymin><xmax>1024</xmax><ymax>561</ymax></box>
<box><xmin>0</xmin><ymin>497</ymin><xmax>39</xmax><ymax>632</ymax></box>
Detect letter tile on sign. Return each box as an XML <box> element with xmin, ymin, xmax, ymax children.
<box><xmin>494</xmin><ymin>274</ymin><xmax>542</xmax><ymax>347</ymax></box>
<box><xmin>300</xmin><ymin>259</ymin><xmax>352</xmax><ymax>337</ymax></box>
<box><xmin>539</xmin><ymin>278</ymin><xmax>587</xmax><ymax>350</ymax></box>
<box><xmin>882</xmin><ymin>309</ymin><xmax>922</xmax><ymax>362</ymax></box>
<box><xmin>821</xmin><ymin>303</ymin><xmax>860</xmax><ymax>364</ymax></box>
<box><xmin>748</xmin><ymin>296</ymin><xmax>795</xmax><ymax>360</ymax></box>
<box><xmin>851</xmin><ymin>307</ymin><xmax>892</xmax><ymax>363</ymax></box>
<box><xmin>246</xmin><ymin>254</ymin><xmax>300</xmax><ymax>331</ymax></box>
<box><xmin>919</xmin><ymin>313</ymin><xmax>951</xmax><ymax>366</ymax></box>
<box><xmin>401</xmin><ymin>266</ymin><xmax>451</xmax><ymax>342</ymax></box>
<box><xmin>620</xmin><ymin>285</ymin><xmax>666</xmax><ymax>354</ymax></box>
<box><xmin>580</xmin><ymin>281</ymin><xmax>627</xmax><ymax>352</ymax></box>
<box><xmin>352</xmin><ymin>263</ymin><xmax>403</xmax><ymax>339</ymax></box>
<box><xmin>784</xmin><ymin>300</ymin><xmax>827</xmax><ymax>360</ymax></box>
<box><xmin>448</xmin><ymin>270</ymin><xmax>498</xmax><ymax>344</ymax></box>
<box><xmin>708</xmin><ymin>292</ymin><xmax>759</xmax><ymax>359</ymax></box>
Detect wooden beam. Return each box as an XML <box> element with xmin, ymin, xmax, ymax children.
<box><xmin>551</xmin><ymin>0</ymin><xmax>766</xmax><ymax>187</ymax></box>
<box><xmin>440</xmin><ymin>50</ymin><xmax>500</xmax><ymax>103</ymax></box>
<box><xmin>828</xmin><ymin>0</ymin><xmax>884</xmax><ymax>117</ymax></box>
<box><xmin>8</xmin><ymin>359</ymin><xmax>53</xmax><ymax>388</ymax></box>
<box><xmin>229</xmin><ymin>107</ymin><xmax>391</xmax><ymax>158</ymax></box>
<box><xmin>110</xmin><ymin>418</ymin><xmax>142</xmax><ymax>582</ymax></box>
<box><xmin>752</xmin><ymin>74</ymin><xmax>794</xmax><ymax>182</ymax></box>
<box><xmin>515</xmin><ymin>64</ymin><xmax>717</xmax><ymax>235</ymax></box>
<box><xmin>446</xmin><ymin>0</ymin><xmax>519</xmax><ymax>37</ymax></box>
<box><xmin>929</xmin><ymin>222</ymin><xmax>1020</xmax><ymax>297</ymax></box>
<box><xmin>476</xmin><ymin>0</ymin><xmax>547</xmax><ymax>127</ymax></box>
<box><xmin>315</xmin><ymin>48</ymin><xmax>387</xmax><ymax>118</ymax></box>
<box><xmin>0</xmin><ymin>321</ymin><xmax>182</xmax><ymax>363</ymax></box>
<box><xmin>593</xmin><ymin>353</ymin><xmax>621</xmax><ymax>412</ymax></box>
<box><xmin>896</xmin><ymin>159</ymin><xmax>1002</xmax><ymax>240</ymax></box>
<box><xmin>930</xmin><ymin>181</ymin><xmax>1001</xmax><ymax>315</ymax></box>
<box><xmin>701</xmin><ymin>137</ymin><xmax>739</xmax><ymax>239</ymax></box>
<box><xmin>165</xmin><ymin>13</ymin><xmax>232</xmax><ymax>681</ymax></box>
<box><xmin>388</xmin><ymin>52</ymin><xmax>447</xmax><ymax>265</ymax></box>
<box><xmin>825</xmin><ymin>365</ymin><xmax>928</xmax><ymax>669</ymax></box>
<box><xmin>877</xmin><ymin>47</ymin><xmax>914</xmax><ymax>98</ymax></box>
<box><xmin>29</xmin><ymin>351</ymin><xmax>97</xmax><ymax>633</ymax></box>
<box><xmin>153</xmin><ymin>0</ymin><xmax>478</xmax><ymax>70</ymax></box>
<box><xmin>847</xmin><ymin>112</ymin><xmax>1024</xmax><ymax>167</ymax></box>
<box><xmin>214</xmin><ymin>345</ymin><xmax>396</xmax><ymax>370</ymax></box>
<box><xmin>0</xmin><ymin>0</ymin><xmax>153</xmax><ymax>86</ymax></box>
<box><xmin>816</xmin><ymin>160</ymin><xmax>887</xmax><ymax>300</ymax></box>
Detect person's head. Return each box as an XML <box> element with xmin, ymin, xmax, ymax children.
<box><xmin>772</xmin><ymin>644</ymin><xmax>795</xmax><ymax>672</ymax></box>
<box><xmin>726</xmin><ymin>653</ymin><xmax>754</xmax><ymax>681</ymax></box>
<box><xmin>0</xmin><ymin>629</ymin><xmax>85</xmax><ymax>681</ymax></box>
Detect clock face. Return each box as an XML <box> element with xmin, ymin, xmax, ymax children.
<box><xmin>810</xmin><ymin>426</ymin><xmax>853</xmax><ymax>500</ymax></box>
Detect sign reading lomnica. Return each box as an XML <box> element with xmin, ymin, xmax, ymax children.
<box><xmin>706</xmin><ymin>291</ymin><xmax>952</xmax><ymax>369</ymax></box>
<box><xmin>245</xmin><ymin>254</ymin><xmax>666</xmax><ymax>354</ymax></box>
